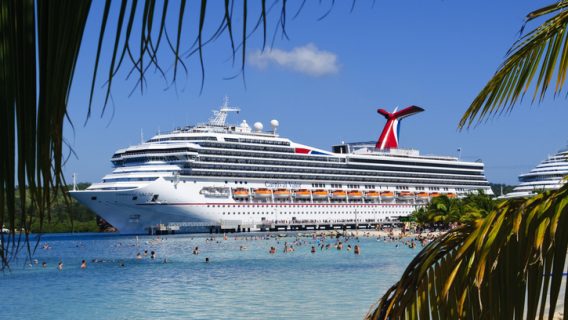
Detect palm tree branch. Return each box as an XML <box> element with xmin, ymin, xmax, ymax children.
<box><xmin>367</xmin><ymin>184</ymin><xmax>568</xmax><ymax>319</ymax></box>
<box><xmin>460</xmin><ymin>8</ymin><xmax>568</xmax><ymax>128</ymax></box>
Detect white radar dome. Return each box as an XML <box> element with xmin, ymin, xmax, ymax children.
<box><xmin>270</xmin><ymin>119</ymin><xmax>279</xmax><ymax>128</ymax></box>
<box><xmin>253</xmin><ymin>122</ymin><xmax>263</xmax><ymax>132</ymax></box>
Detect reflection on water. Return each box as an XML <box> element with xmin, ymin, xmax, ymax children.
<box><xmin>2</xmin><ymin>232</ymin><xmax>417</xmax><ymax>319</ymax></box>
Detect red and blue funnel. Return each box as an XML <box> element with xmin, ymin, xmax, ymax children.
<box><xmin>375</xmin><ymin>106</ymin><xmax>424</xmax><ymax>150</ymax></box>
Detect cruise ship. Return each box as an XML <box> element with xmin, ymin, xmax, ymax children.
<box><xmin>70</xmin><ymin>99</ymin><xmax>492</xmax><ymax>234</ymax></box>
<box><xmin>504</xmin><ymin>146</ymin><xmax>568</xmax><ymax>198</ymax></box>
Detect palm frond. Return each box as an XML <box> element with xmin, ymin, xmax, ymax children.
<box><xmin>367</xmin><ymin>184</ymin><xmax>568</xmax><ymax>319</ymax></box>
<box><xmin>460</xmin><ymin>1</ymin><xmax>568</xmax><ymax>128</ymax></box>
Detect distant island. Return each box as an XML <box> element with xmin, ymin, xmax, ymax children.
<box><xmin>5</xmin><ymin>183</ymin><xmax>106</xmax><ymax>233</ymax></box>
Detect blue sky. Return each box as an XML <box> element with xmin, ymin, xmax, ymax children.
<box><xmin>65</xmin><ymin>1</ymin><xmax>567</xmax><ymax>185</ymax></box>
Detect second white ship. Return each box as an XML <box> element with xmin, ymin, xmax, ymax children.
<box><xmin>71</xmin><ymin>99</ymin><xmax>493</xmax><ymax>234</ymax></box>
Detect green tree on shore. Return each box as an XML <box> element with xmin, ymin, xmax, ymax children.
<box><xmin>412</xmin><ymin>192</ymin><xmax>495</xmax><ymax>228</ymax></box>
<box><xmin>367</xmin><ymin>2</ymin><xmax>568</xmax><ymax>319</ymax></box>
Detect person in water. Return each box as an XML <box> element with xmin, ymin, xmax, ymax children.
<box><xmin>311</xmin><ymin>246</ymin><xmax>316</xmax><ymax>254</ymax></box>
<box><xmin>150</xmin><ymin>251</ymin><xmax>156</xmax><ymax>260</ymax></box>
<box><xmin>193</xmin><ymin>246</ymin><xmax>199</xmax><ymax>255</ymax></box>
<box><xmin>354</xmin><ymin>245</ymin><xmax>361</xmax><ymax>255</ymax></box>
<box><xmin>136</xmin><ymin>252</ymin><xmax>142</xmax><ymax>260</ymax></box>
<box><xmin>81</xmin><ymin>260</ymin><xmax>87</xmax><ymax>269</ymax></box>
<box><xmin>57</xmin><ymin>261</ymin><xmax>63</xmax><ymax>271</ymax></box>
<box><xmin>42</xmin><ymin>261</ymin><xmax>47</xmax><ymax>268</ymax></box>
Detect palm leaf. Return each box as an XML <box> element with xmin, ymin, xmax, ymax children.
<box><xmin>367</xmin><ymin>184</ymin><xmax>568</xmax><ymax>319</ymax></box>
<box><xmin>460</xmin><ymin>1</ymin><xmax>568</xmax><ymax>128</ymax></box>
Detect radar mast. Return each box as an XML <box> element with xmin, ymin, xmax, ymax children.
<box><xmin>208</xmin><ymin>96</ymin><xmax>240</xmax><ymax>126</ymax></box>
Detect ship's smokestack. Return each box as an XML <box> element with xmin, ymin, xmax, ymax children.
<box><xmin>375</xmin><ymin>106</ymin><xmax>424</xmax><ymax>150</ymax></box>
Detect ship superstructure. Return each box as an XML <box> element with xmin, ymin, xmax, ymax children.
<box><xmin>70</xmin><ymin>99</ymin><xmax>492</xmax><ymax>234</ymax></box>
<box><xmin>504</xmin><ymin>147</ymin><xmax>568</xmax><ymax>198</ymax></box>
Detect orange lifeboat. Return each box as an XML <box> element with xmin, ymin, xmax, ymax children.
<box><xmin>294</xmin><ymin>189</ymin><xmax>311</xmax><ymax>199</ymax></box>
<box><xmin>311</xmin><ymin>189</ymin><xmax>328</xmax><ymax>200</ymax></box>
<box><xmin>380</xmin><ymin>191</ymin><xmax>395</xmax><ymax>201</ymax></box>
<box><xmin>429</xmin><ymin>192</ymin><xmax>441</xmax><ymax>198</ymax></box>
<box><xmin>348</xmin><ymin>190</ymin><xmax>363</xmax><ymax>200</ymax></box>
<box><xmin>416</xmin><ymin>192</ymin><xmax>429</xmax><ymax>202</ymax></box>
<box><xmin>365</xmin><ymin>191</ymin><xmax>380</xmax><ymax>199</ymax></box>
<box><xmin>273</xmin><ymin>188</ymin><xmax>291</xmax><ymax>199</ymax></box>
<box><xmin>446</xmin><ymin>193</ymin><xmax>457</xmax><ymax>199</ymax></box>
<box><xmin>398</xmin><ymin>191</ymin><xmax>415</xmax><ymax>200</ymax></box>
<box><xmin>253</xmin><ymin>188</ymin><xmax>272</xmax><ymax>199</ymax></box>
<box><xmin>233</xmin><ymin>188</ymin><xmax>249</xmax><ymax>199</ymax></box>
<box><xmin>331</xmin><ymin>190</ymin><xmax>347</xmax><ymax>199</ymax></box>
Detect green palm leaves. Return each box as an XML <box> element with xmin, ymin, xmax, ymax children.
<box><xmin>0</xmin><ymin>0</ymin><xmax>92</xmax><ymax>269</ymax></box>
<box><xmin>367</xmin><ymin>184</ymin><xmax>568</xmax><ymax>319</ymax></box>
<box><xmin>460</xmin><ymin>1</ymin><xmax>568</xmax><ymax>128</ymax></box>
<box><xmin>412</xmin><ymin>193</ymin><xmax>495</xmax><ymax>227</ymax></box>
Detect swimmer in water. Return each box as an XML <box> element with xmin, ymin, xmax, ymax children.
<box><xmin>136</xmin><ymin>252</ymin><xmax>142</xmax><ymax>260</ymax></box>
<box><xmin>57</xmin><ymin>261</ymin><xmax>63</xmax><ymax>271</ymax></box>
<box><xmin>81</xmin><ymin>260</ymin><xmax>87</xmax><ymax>269</ymax></box>
<box><xmin>150</xmin><ymin>251</ymin><xmax>156</xmax><ymax>260</ymax></box>
<box><xmin>42</xmin><ymin>261</ymin><xmax>47</xmax><ymax>268</ymax></box>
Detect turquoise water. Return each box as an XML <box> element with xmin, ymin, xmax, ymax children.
<box><xmin>1</xmin><ymin>232</ymin><xmax>417</xmax><ymax>319</ymax></box>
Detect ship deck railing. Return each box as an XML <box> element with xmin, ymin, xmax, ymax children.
<box><xmin>147</xmin><ymin>219</ymin><xmax>403</xmax><ymax>235</ymax></box>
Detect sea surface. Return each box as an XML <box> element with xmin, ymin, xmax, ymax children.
<box><xmin>1</xmin><ymin>232</ymin><xmax>418</xmax><ymax>319</ymax></box>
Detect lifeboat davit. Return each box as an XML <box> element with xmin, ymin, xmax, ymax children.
<box><xmin>416</xmin><ymin>192</ymin><xmax>429</xmax><ymax>202</ymax></box>
<box><xmin>365</xmin><ymin>191</ymin><xmax>380</xmax><ymax>199</ymax></box>
<box><xmin>380</xmin><ymin>191</ymin><xmax>395</xmax><ymax>201</ymax></box>
<box><xmin>294</xmin><ymin>189</ymin><xmax>312</xmax><ymax>199</ymax></box>
<box><xmin>331</xmin><ymin>190</ymin><xmax>347</xmax><ymax>200</ymax></box>
<box><xmin>348</xmin><ymin>190</ymin><xmax>363</xmax><ymax>200</ymax></box>
<box><xmin>273</xmin><ymin>188</ymin><xmax>291</xmax><ymax>199</ymax></box>
<box><xmin>253</xmin><ymin>188</ymin><xmax>272</xmax><ymax>199</ymax></box>
<box><xmin>311</xmin><ymin>189</ymin><xmax>328</xmax><ymax>200</ymax></box>
<box><xmin>398</xmin><ymin>191</ymin><xmax>415</xmax><ymax>200</ymax></box>
<box><xmin>232</xmin><ymin>188</ymin><xmax>249</xmax><ymax>199</ymax></box>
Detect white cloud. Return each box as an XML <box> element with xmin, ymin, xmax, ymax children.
<box><xmin>249</xmin><ymin>43</ymin><xmax>339</xmax><ymax>77</ymax></box>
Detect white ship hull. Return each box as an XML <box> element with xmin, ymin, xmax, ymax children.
<box><xmin>71</xmin><ymin>177</ymin><xmax>418</xmax><ymax>234</ymax></box>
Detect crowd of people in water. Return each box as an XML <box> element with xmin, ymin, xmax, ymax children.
<box><xmin>30</xmin><ymin>227</ymin><xmax>444</xmax><ymax>271</ymax></box>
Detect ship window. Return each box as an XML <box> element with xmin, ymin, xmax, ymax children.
<box><xmin>91</xmin><ymin>196</ymin><xmax>97</xmax><ymax>200</ymax></box>
<box><xmin>151</xmin><ymin>194</ymin><xmax>159</xmax><ymax>202</ymax></box>
<box><xmin>132</xmin><ymin>196</ymin><xmax>138</xmax><ymax>201</ymax></box>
